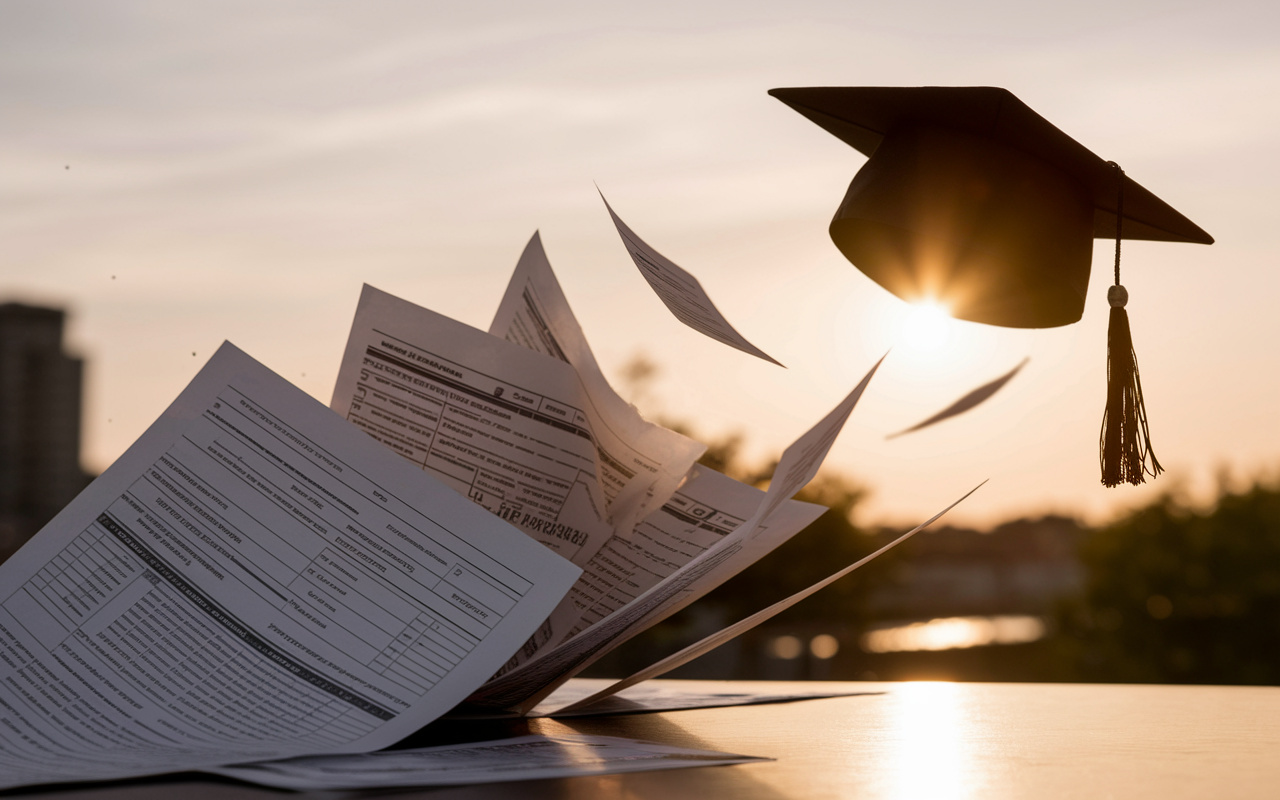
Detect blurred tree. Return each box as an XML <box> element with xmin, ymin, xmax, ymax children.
<box><xmin>617</xmin><ymin>351</ymin><xmax>662</xmax><ymax>410</ymax></box>
<box><xmin>1053</xmin><ymin>483</ymin><xmax>1280</xmax><ymax>684</ymax></box>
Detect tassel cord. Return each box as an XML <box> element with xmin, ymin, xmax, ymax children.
<box><xmin>1100</xmin><ymin>306</ymin><xmax>1163</xmax><ymax>486</ymax></box>
<box><xmin>1099</xmin><ymin>163</ymin><xmax>1163</xmax><ymax>487</ymax></box>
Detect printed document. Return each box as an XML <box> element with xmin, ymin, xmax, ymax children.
<box><xmin>554</xmin><ymin>481</ymin><xmax>985</xmax><ymax>713</ymax></box>
<box><xmin>0</xmin><ymin>344</ymin><xmax>579</xmax><ymax>790</ymax></box>
<box><xmin>210</xmin><ymin>733</ymin><xmax>766</xmax><ymax>790</ymax></box>
<box><xmin>489</xmin><ymin>232</ymin><xmax>706</xmax><ymax>541</ymax></box>
<box><xmin>468</xmin><ymin>359</ymin><xmax>882</xmax><ymax>713</ymax></box>
<box><xmin>331</xmin><ymin>285</ymin><xmax>619</xmax><ymax>570</ymax></box>
<box><xmin>602</xmin><ymin>192</ymin><xmax>783</xmax><ymax>366</ymax></box>
<box><xmin>331</xmin><ymin>284</ymin><xmax>693</xmax><ymax>666</ymax></box>
<box><xmin>485</xmin><ymin>243</ymin><xmax>823</xmax><ymax>664</ymax></box>
<box><xmin>532</xmin><ymin>678</ymin><xmax>873</xmax><ymax>717</ymax></box>
<box><xmin>888</xmin><ymin>358</ymin><xmax>1029</xmax><ymax>438</ymax></box>
<box><xmin>556</xmin><ymin>465</ymin><xmax>824</xmax><ymax>641</ymax></box>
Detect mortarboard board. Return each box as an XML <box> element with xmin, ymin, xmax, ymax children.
<box><xmin>768</xmin><ymin>86</ymin><xmax>1212</xmax><ymax>328</ymax></box>
<box><xmin>770</xmin><ymin>86</ymin><xmax>1214</xmax><ymax>485</ymax></box>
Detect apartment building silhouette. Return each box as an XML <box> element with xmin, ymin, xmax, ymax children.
<box><xmin>0</xmin><ymin>303</ymin><xmax>91</xmax><ymax>562</ymax></box>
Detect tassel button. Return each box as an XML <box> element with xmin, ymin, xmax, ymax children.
<box><xmin>1107</xmin><ymin>284</ymin><xmax>1129</xmax><ymax>308</ymax></box>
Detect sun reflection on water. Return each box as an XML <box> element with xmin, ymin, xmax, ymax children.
<box><xmin>862</xmin><ymin>615</ymin><xmax>1047</xmax><ymax>653</ymax></box>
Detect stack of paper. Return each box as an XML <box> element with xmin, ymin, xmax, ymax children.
<box><xmin>0</xmin><ymin>208</ymin><xmax>975</xmax><ymax>791</ymax></box>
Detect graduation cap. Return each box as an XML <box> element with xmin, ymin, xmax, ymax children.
<box><xmin>770</xmin><ymin>86</ymin><xmax>1214</xmax><ymax>486</ymax></box>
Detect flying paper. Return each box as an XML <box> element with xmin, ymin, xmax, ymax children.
<box><xmin>887</xmin><ymin>358</ymin><xmax>1029</xmax><ymax>439</ymax></box>
<box><xmin>602</xmin><ymin>191</ymin><xmax>784</xmax><ymax>366</ymax></box>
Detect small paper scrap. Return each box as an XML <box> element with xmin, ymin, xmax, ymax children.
<box><xmin>888</xmin><ymin>358</ymin><xmax>1029</xmax><ymax>439</ymax></box>
<box><xmin>602</xmin><ymin>191</ymin><xmax>784</xmax><ymax>366</ymax></box>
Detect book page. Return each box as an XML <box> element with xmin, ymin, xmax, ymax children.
<box><xmin>489</xmin><ymin>232</ymin><xmax>706</xmax><ymax>539</ymax></box>
<box><xmin>0</xmin><ymin>343</ymin><xmax>579</xmax><ymax>791</ymax></box>
<box><xmin>469</xmin><ymin>359</ymin><xmax>882</xmax><ymax>713</ymax></box>
<box><xmin>601</xmin><ymin>193</ymin><xmax>783</xmax><ymax>366</ymax></box>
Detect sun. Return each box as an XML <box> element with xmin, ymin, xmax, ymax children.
<box><xmin>900</xmin><ymin>299</ymin><xmax>952</xmax><ymax>353</ymax></box>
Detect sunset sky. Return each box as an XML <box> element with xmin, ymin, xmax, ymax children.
<box><xmin>3</xmin><ymin>1</ymin><xmax>1278</xmax><ymax>529</ymax></box>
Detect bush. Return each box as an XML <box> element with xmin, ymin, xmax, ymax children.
<box><xmin>1053</xmin><ymin>483</ymin><xmax>1280</xmax><ymax>684</ymax></box>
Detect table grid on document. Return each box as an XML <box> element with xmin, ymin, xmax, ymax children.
<box><xmin>5</xmin><ymin>517</ymin><xmax>389</xmax><ymax>744</ymax></box>
<box><xmin>348</xmin><ymin>378</ymin><xmax>573</xmax><ymax>522</ymax></box>
<box><xmin>369</xmin><ymin>613</ymin><xmax>478</xmax><ymax>696</ymax></box>
<box><xmin>20</xmin><ymin>525</ymin><xmax>132</xmax><ymax>631</ymax></box>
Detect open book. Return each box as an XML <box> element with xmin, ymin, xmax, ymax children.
<box><xmin>0</xmin><ymin>236</ymin><xmax>971</xmax><ymax>790</ymax></box>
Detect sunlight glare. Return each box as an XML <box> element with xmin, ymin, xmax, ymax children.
<box><xmin>887</xmin><ymin>683</ymin><xmax>972</xmax><ymax>800</ymax></box>
<box><xmin>900</xmin><ymin>300</ymin><xmax>952</xmax><ymax>354</ymax></box>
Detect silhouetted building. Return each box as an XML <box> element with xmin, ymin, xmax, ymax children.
<box><xmin>0</xmin><ymin>303</ymin><xmax>91</xmax><ymax>561</ymax></box>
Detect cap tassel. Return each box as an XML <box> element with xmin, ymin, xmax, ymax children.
<box><xmin>1100</xmin><ymin>163</ymin><xmax>1163</xmax><ymax>487</ymax></box>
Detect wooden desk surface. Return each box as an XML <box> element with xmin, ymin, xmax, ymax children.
<box><xmin>12</xmin><ymin>681</ymin><xmax>1280</xmax><ymax>799</ymax></box>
